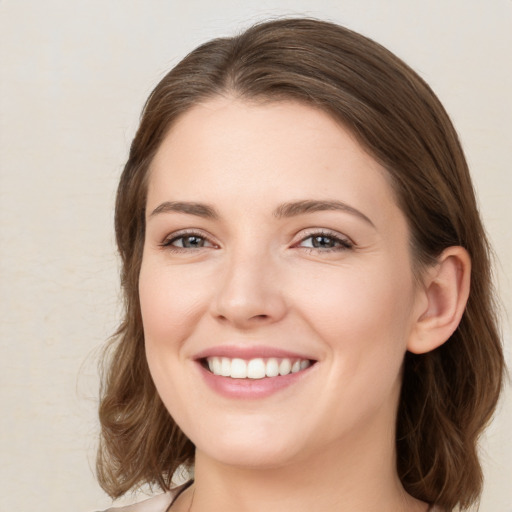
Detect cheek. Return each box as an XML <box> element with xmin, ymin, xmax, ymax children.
<box><xmin>138</xmin><ymin>260</ymin><xmax>209</xmax><ymax>345</ymax></box>
<box><xmin>304</xmin><ymin>261</ymin><xmax>413</xmax><ymax>329</ymax></box>
<box><xmin>139</xmin><ymin>261</ymin><xmax>208</xmax><ymax>422</ymax></box>
<box><xmin>296</xmin><ymin>259</ymin><xmax>416</xmax><ymax>372</ymax></box>
<box><xmin>296</xmin><ymin>265</ymin><xmax>416</xmax><ymax>432</ymax></box>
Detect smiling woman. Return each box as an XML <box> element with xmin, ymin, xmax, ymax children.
<box><xmin>96</xmin><ymin>18</ymin><xmax>504</xmax><ymax>512</ymax></box>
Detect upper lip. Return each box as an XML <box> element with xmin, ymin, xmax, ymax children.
<box><xmin>193</xmin><ymin>345</ymin><xmax>316</xmax><ymax>361</ymax></box>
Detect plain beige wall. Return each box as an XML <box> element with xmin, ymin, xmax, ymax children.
<box><xmin>0</xmin><ymin>1</ymin><xmax>510</xmax><ymax>510</ymax></box>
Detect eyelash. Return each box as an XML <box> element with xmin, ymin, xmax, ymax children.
<box><xmin>160</xmin><ymin>229</ymin><xmax>354</xmax><ymax>253</ymax></box>
<box><xmin>295</xmin><ymin>230</ymin><xmax>354</xmax><ymax>252</ymax></box>
<box><xmin>159</xmin><ymin>230</ymin><xmax>216</xmax><ymax>251</ymax></box>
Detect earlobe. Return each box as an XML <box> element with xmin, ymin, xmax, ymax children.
<box><xmin>407</xmin><ymin>246</ymin><xmax>471</xmax><ymax>354</ymax></box>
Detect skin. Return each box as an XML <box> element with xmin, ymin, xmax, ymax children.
<box><xmin>138</xmin><ymin>97</ymin><xmax>467</xmax><ymax>511</ymax></box>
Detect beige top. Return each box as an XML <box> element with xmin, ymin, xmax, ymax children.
<box><xmin>99</xmin><ymin>488</ymin><xmax>177</xmax><ymax>512</ymax></box>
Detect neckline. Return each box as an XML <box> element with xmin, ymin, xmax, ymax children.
<box><xmin>165</xmin><ymin>481</ymin><xmax>194</xmax><ymax>512</ymax></box>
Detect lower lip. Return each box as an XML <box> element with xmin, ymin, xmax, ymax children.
<box><xmin>196</xmin><ymin>362</ymin><xmax>315</xmax><ymax>399</ymax></box>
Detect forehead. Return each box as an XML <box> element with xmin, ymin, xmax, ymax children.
<box><xmin>147</xmin><ymin>97</ymin><xmax>402</xmax><ymax>227</ymax></box>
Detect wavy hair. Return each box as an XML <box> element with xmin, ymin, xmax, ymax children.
<box><xmin>97</xmin><ymin>18</ymin><xmax>504</xmax><ymax>510</ymax></box>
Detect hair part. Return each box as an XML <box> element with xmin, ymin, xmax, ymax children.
<box><xmin>97</xmin><ymin>18</ymin><xmax>504</xmax><ymax>510</ymax></box>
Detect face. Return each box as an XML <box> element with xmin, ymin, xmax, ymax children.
<box><xmin>139</xmin><ymin>98</ymin><xmax>425</xmax><ymax>469</ymax></box>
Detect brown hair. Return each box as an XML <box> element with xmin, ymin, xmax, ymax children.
<box><xmin>97</xmin><ymin>18</ymin><xmax>504</xmax><ymax>510</ymax></box>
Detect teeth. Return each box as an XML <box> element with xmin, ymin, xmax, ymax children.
<box><xmin>300</xmin><ymin>360</ymin><xmax>310</xmax><ymax>370</ymax></box>
<box><xmin>279</xmin><ymin>358</ymin><xmax>291</xmax><ymax>376</ymax></box>
<box><xmin>266</xmin><ymin>358</ymin><xmax>280</xmax><ymax>377</ymax></box>
<box><xmin>247</xmin><ymin>358</ymin><xmax>266</xmax><ymax>379</ymax></box>
<box><xmin>205</xmin><ymin>357</ymin><xmax>312</xmax><ymax>379</ymax></box>
<box><xmin>221</xmin><ymin>357</ymin><xmax>231</xmax><ymax>377</ymax></box>
<box><xmin>212</xmin><ymin>357</ymin><xmax>222</xmax><ymax>375</ymax></box>
<box><xmin>231</xmin><ymin>358</ymin><xmax>247</xmax><ymax>378</ymax></box>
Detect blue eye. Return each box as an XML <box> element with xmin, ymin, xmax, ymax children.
<box><xmin>174</xmin><ymin>235</ymin><xmax>207</xmax><ymax>248</ymax></box>
<box><xmin>299</xmin><ymin>232</ymin><xmax>353</xmax><ymax>251</ymax></box>
<box><xmin>162</xmin><ymin>232</ymin><xmax>215</xmax><ymax>250</ymax></box>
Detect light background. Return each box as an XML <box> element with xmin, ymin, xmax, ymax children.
<box><xmin>0</xmin><ymin>1</ymin><xmax>510</xmax><ymax>511</ymax></box>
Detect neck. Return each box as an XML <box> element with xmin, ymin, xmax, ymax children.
<box><xmin>187</xmin><ymin>419</ymin><xmax>426</xmax><ymax>512</ymax></box>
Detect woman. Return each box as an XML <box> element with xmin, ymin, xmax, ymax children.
<box><xmin>96</xmin><ymin>18</ymin><xmax>504</xmax><ymax>512</ymax></box>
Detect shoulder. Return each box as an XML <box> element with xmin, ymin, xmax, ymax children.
<box><xmin>96</xmin><ymin>490</ymin><xmax>174</xmax><ymax>512</ymax></box>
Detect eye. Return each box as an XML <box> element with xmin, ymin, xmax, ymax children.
<box><xmin>297</xmin><ymin>231</ymin><xmax>353</xmax><ymax>251</ymax></box>
<box><xmin>161</xmin><ymin>231</ymin><xmax>217</xmax><ymax>251</ymax></box>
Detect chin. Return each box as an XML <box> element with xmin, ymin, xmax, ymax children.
<box><xmin>192</xmin><ymin>422</ymin><xmax>305</xmax><ymax>469</ymax></box>
<box><xmin>200</xmin><ymin>445</ymin><xmax>300</xmax><ymax>469</ymax></box>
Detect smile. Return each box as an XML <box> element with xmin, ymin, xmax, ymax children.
<box><xmin>205</xmin><ymin>357</ymin><xmax>312</xmax><ymax>379</ymax></box>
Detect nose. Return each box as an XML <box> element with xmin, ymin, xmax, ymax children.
<box><xmin>210</xmin><ymin>248</ymin><xmax>287</xmax><ymax>329</ymax></box>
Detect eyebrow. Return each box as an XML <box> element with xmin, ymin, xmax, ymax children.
<box><xmin>149</xmin><ymin>201</ymin><xmax>219</xmax><ymax>219</ymax></box>
<box><xmin>273</xmin><ymin>199</ymin><xmax>374</xmax><ymax>226</ymax></box>
<box><xmin>149</xmin><ymin>199</ymin><xmax>374</xmax><ymax>227</ymax></box>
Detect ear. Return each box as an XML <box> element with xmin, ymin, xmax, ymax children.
<box><xmin>407</xmin><ymin>246</ymin><xmax>471</xmax><ymax>354</ymax></box>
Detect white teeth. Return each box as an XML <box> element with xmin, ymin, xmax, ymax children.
<box><xmin>247</xmin><ymin>358</ymin><xmax>266</xmax><ymax>379</ymax></box>
<box><xmin>279</xmin><ymin>358</ymin><xmax>291</xmax><ymax>376</ymax></box>
<box><xmin>221</xmin><ymin>357</ymin><xmax>231</xmax><ymax>377</ymax></box>
<box><xmin>205</xmin><ymin>356</ymin><xmax>312</xmax><ymax>379</ymax></box>
<box><xmin>212</xmin><ymin>357</ymin><xmax>221</xmax><ymax>375</ymax></box>
<box><xmin>266</xmin><ymin>358</ymin><xmax>280</xmax><ymax>377</ymax></box>
<box><xmin>300</xmin><ymin>360</ymin><xmax>311</xmax><ymax>370</ymax></box>
<box><xmin>231</xmin><ymin>358</ymin><xmax>247</xmax><ymax>378</ymax></box>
